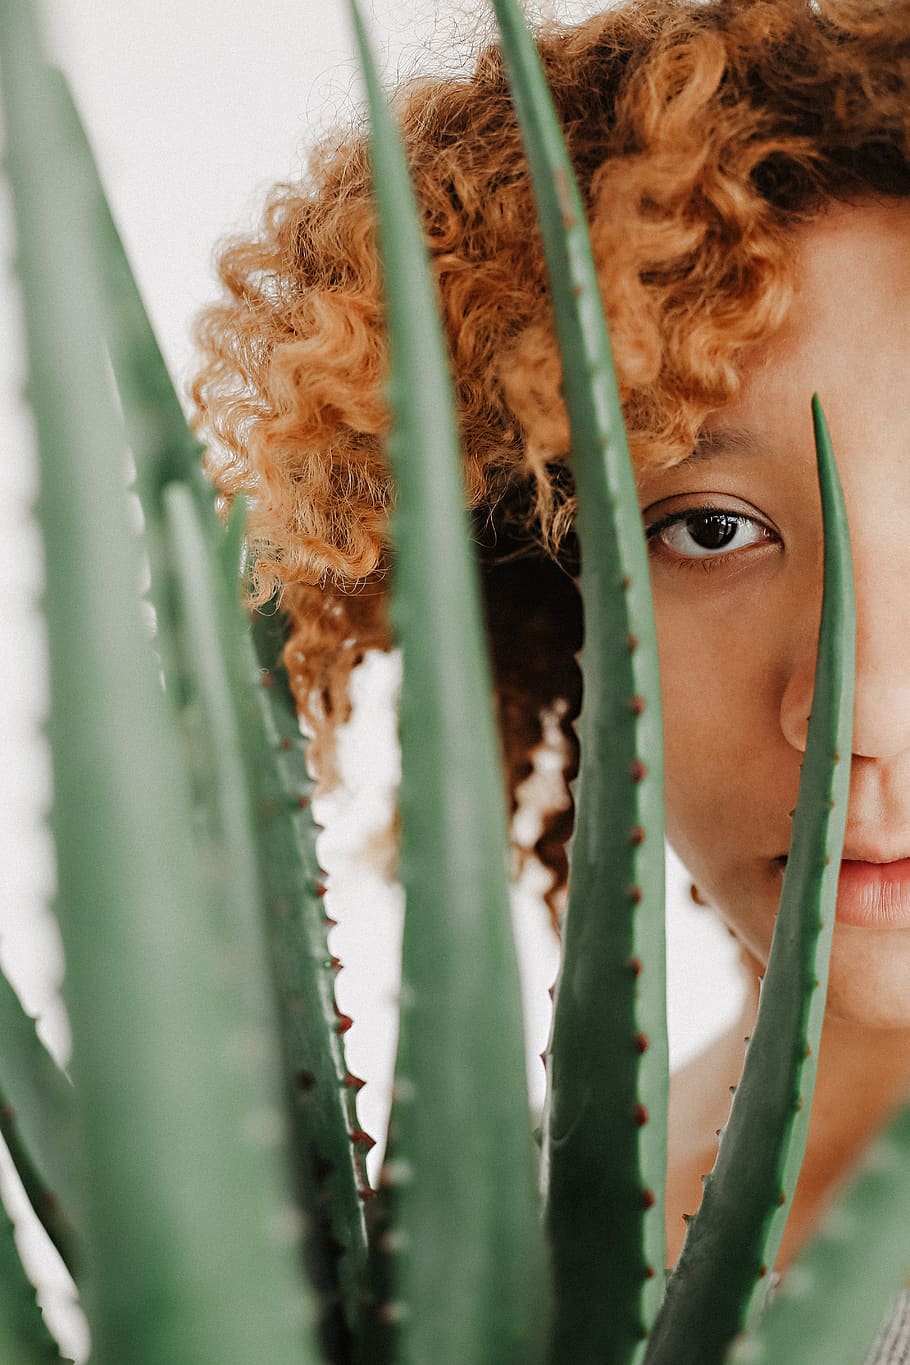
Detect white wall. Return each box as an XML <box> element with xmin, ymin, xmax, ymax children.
<box><xmin>0</xmin><ymin>1</ymin><xmax>745</xmax><ymax>1358</ymax></box>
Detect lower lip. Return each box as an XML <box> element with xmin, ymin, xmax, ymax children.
<box><xmin>836</xmin><ymin>859</ymin><xmax>910</xmax><ymax>928</ymax></box>
<box><xmin>777</xmin><ymin>857</ymin><xmax>910</xmax><ymax>928</ymax></box>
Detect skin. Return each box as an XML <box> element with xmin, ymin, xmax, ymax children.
<box><xmin>635</xmin><ymin>199</ymin><xmax>910</xmax><ymax>1269</ymax></box>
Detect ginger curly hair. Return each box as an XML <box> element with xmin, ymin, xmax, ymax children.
<box><xmin>192</xmin><ymin>0</ymin><xmax>910</xmax><ymax>921</ymax></box>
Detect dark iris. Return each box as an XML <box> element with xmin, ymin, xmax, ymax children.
<box><xmin>686</xmin><ymin>512</ymin><xmax>739</xmax><ymax>551</ymax></box>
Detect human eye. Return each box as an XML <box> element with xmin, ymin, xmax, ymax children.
<box><xmin>644</xmin><ymin>504</ymin><xmax>778</xmax><ymax>573</ymax></box>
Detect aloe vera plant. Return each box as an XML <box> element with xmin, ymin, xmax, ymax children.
<box><xmin>1</xmin><ymin>1</ymin><xmax>908</xmax><ymax>1364</ymax></box>
<box><xmin>347</xmin><ymin>8</ymin><xmax>547</xmax><ymax>1362</ymax></box>
<box><xmin>488</xmin><ymin>7</ymin><xmax>668</xmax><ymax>1359</ymax></box>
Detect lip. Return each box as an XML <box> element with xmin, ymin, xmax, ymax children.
<box><xmin>775</xmin><ymin>855</ymin><xmax>910</xmax><ymax>928</ymax></box>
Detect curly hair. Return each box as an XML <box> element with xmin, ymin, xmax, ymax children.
<box><xmin>192</xmin><ymin>0</ymin><xmax>910</xmax><ymax>922</ymax></box>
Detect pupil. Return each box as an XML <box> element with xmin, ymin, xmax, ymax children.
<box><xmin>688</xmin><ymin>512</ymin><xmax>737</xmax><ymax>551</ymax></box>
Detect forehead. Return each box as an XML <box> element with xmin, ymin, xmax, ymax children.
<box><xmin>632</xmin><ymin>197</ymin><xmax>910</xmax><ymax>501</ymax></box>
<box><xmin>747</xmin><ymin>199</ymin><xmax>910</xmax><ymax>351</ymax></box>
<box><xmin>701</xmin><ymin>199</ymin><xmax>910</xmax><ymax>434</ymax></box>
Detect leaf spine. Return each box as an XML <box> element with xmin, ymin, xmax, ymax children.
<box><xmin>378</xmin><ymin>1301</ymin><xmax>411</xmax><ymax>1326</ymax></box>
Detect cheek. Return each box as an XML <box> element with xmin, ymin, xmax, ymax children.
<box><xmin>654</xmin><ymin>597</ymin><xmax>757</xmax><ymax>783</ymax></box>
<box><xmin>655</xmin><ymin>610</ymin><xmax>739</xmax><ymax>868</ymax></box>
<box><xmin>651</xmin><ymin>588</ymin><xmax>797</xmax><ymax>876</ymax></box>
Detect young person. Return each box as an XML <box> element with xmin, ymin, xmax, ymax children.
<box><xmin>192</xmin><ymin>0</ymin><xmax>910</xmax><ymax>1343</ymax></box>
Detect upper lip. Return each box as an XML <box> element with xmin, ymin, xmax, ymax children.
<box><xmin>778</xmin><ymin>846</ymin><xmax>910</xmax><ymax>864</ymax></box>
<box><xmin>841</xmin><ymin>848</ymin><xmax>910</xmax><ymax>864</ymax></box>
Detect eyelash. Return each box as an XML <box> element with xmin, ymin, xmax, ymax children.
<box><xmin>644</xmin><ymin>505</ymin><xmax>777</xmax><ymax>573</ymax></box>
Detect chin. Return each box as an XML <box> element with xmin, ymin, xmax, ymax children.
<box><xmin>711</xmin><ymin>885</ymin><xmax>910</xmax><ymax>1033</ymax></box>
<box><xmin>826</xmin><ymin>926</ymin><xmax>910</xmax><ymax>1030</ymax></box>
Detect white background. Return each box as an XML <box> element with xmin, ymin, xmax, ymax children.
<box><xmin>0</xmin><ymin>2</ymin><xmax>745</xmax><ymax>1358</ymax></box>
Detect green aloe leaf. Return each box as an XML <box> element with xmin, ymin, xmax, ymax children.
<box><xmin>0</xmin><ymin>1086</ymin><xmax>73</xmax><ymax>1273</ymax></box>
<box><xmin>52</xmin><ymin>63</ymin><xmax>367</xmax><ymax>1346</ymax></box>
<box><xmin>246</xmin><ymin>606</ymin><xmax>370</xmax><ymax>1339</ymax></box>
<box><xmin>0</xmin><ymin>1196</ymin><xmax>65</xmax><ymax>1364</ymax></box>
<box><xmin>163</xmin><ymin>487</ymin><xmax>368</xmax><ymax>1351</ymax></box>
<box><xmin>0</xmin><ymin>2</ymin><xmax>321</xmax><ymax>1360</ymax></box>
<box><xmin>0</xmin><ymin>970</ymin><xmax>76</xmax><ymax>1267</ymax></box>
<box><xmin>46</xmin><ymin>70</ymin><xmax>211</xmax><ymax>698</ymax></box>
<box><xmin>47</xmin><ymin>72</ymin><xmax>209</xmax><ymax>522</ymax></box>
<box><xmin>489</xmin><ymin>3</ymin><xmax>668</xmax><ymax>1360</ymax></box>
<box><xmin>647</xmin><ymin>397</ymin><xmax>855</xmax><ymax>1364</ymax></box>
<box><xmin>349</xmin><ymin>5</ymin><xmax>548</xmax><ymax>1363</ymax></box>
<box><xmin>727</xmin><ymin>1101</ymin><xmax>910</xmax><ymax>1365</ymax></box>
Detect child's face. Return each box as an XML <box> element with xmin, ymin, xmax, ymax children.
<box><xmin>637</xmin><ymin>198</ymin><xmax>910</xmax><ymax>1029</ymax></box>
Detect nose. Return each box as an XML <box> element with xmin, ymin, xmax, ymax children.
<box><xmin>779</xmin><ymin>541</ymin><xmax>910</xmax><ymax>760</ymax></box>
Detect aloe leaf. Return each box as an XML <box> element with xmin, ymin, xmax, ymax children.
<box><xmin>348</xmin><ymin>5</ymin><xmax>548</xmax><ymax>1363</ymax></box>
<box><xmin>47</xmin><ymin>71</ymin><xmax>208</xmax><ymax>522</ymax></box>
<box><xmin>488</xmin><ymin>3</ymin><xmax>668</xmax><ymax>1360</ymax></box>
<box><xmin>0</xmin><ymin>970</ymin><xmax>76</xmax><ymax>1266</ymax></box>
<box><xmin>646</xmin><ymin>396</ymin><xmax>855</xmax><ymax>1364</ymax></box>
<box><xmin>0</xmin><ymin>1088</ymin><xmax>74</xmax><ymax>1273</ymax></box>
<box><xmin>45</xmin><ymin>69</ymin><xmax>211</xmax><ymax>701</ymax></box>
<box><xmin>0</xmin><ymin>1195</ymin><xmax>64</xmax><ymax>1363</ymax></box>
<box><xmin>246</xmin><ymin>606</ymin><xmax>370</xmax><ymax>1335</ymax></box>
<box><xmin>163</xmin><ymin>487</ymin><xmax>367</xmax><ymax>1351</ymax></box>
<box><xmin>219</xmin><ymin>495</ymin><xmax>249</xmax><ymax>596</ymax></box>
<box><xmin>726</xmin><ymin>1102</ymin><xmax>910</xmax><ymax>1365</ymax></box>
<box><xmin>0</xmin><ymin>3</ymin><xmax>320</xmax><ymax>1360</ymax></box>
<box><xmin>53</xmin><ymin>56</ymin><xmax>366</xmax><ymax>1343</ymax></box>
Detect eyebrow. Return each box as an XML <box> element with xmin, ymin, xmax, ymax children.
<box><xmin>677</xmin><ymin>425</ymin><xmax>764</xmax><ymax>466</ymax></box>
